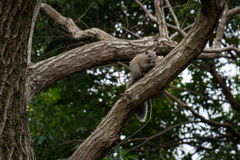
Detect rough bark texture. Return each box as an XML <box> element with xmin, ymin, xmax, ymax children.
<box><xmin>69</xmin><ymin>0</ymin><xmax>227</xmax><ymax>159</ymax></box>
<box><xmin>0</xmin><ymin>0</ymin><xmax>38</xmax><ymax>159</ymax></box>
<box><xmin>26</xmin><ymin>37</ymin><xmax>176</xmax><ymax>104</ymax></box>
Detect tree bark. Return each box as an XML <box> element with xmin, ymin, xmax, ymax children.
<box><xmin>0</xmin><ymin>0</ymin><xmax>39</xmax><ymax>159</ymax></box>
<box><xmin>69</xmin><ymin>0</ymin><xmax>227</xmax><ymax>159</ymax></box>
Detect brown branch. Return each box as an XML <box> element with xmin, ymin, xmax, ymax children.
<box><xmin>167</xmin><ymin>23</ymin><xmax>187</xmax><ymax>37</ymax></box>
<box><xmin>209</xmin><ymin>63</ymin><xmax>240</xmax><ymax>114</ymax></box>
<box><xmin>26</xmin><ymin>37</ymin><xmax>175</xmax><ymax>104</ymax></box>
<box><xmin>164</xmin><ymin>0</ymin><xmax>180</xmax><ymax>28</ymax></box>
<box><xmin>133</xmin><ymin>0</ymin><xmax>169</xmax><ymax>37</ymax></box>
<box><xmin>118</xmin><ymin>26</ymin><xmax>141</xmax><ymax>39</ymax></box>
<box><xmin>170</xmin><ymin>24</ymin><xmax>193</xmax><ymax>39</ymax></box>
<box><xmin>40</xmin><ymin>3</ymin><xmax>117</xmax><ymax>41</ymax></box>
<box><xmin>75</xmin><ymin>1</ymin><xmax>94</xmax><ymax>23</ymax></box>
<box><xmin>126</xmin><ymin>121</ymin><xmax>199</xmax><ymax>152</ymax></box>
<box><xmin>199</xmin><ymin>5</ymin><xmax>240</xmax><ymax>59</ymax></box>
<box><xmin>163</xmin><ymin>90</ymin><xmax>240</xmax><ymax>138</ymax></box>
<box><xmin>27</xmin><ymin>1</ymin><xmax>42</xmax><ymax>65</ymax></box>
<box><xmin>154</xmin><ymin>0</ymin><xmax>169</xmax><ymax>37</ymax></box>
<box><xmin>104</xmin><ymin>4</ymin><xmax>127</xmax><ymax>24</ymax></box>
<box><xmin>169</xmin><ymin>86</ymin><xmax>226</xmax><ymax>102</ymax></box>
<box><xmin>133</xmin><ymin>0</ymin><xmax>157</xmax><ymax>23</ymax></box>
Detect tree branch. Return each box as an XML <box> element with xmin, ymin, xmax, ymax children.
<box><xmin>126</xmin><ymin>121</ymin><xmax>198</xmax><ymax>152</ymax></box>
<box><xmin>154</xmin><ymin>0</ymin><xmax>169</xmax><ymax>37</ymax></box>
<box><xmin>163</xmin><ymin>90</ymin><xmax>240</xmax><ymax>138</ymax></box>
<box><xmin>198</xmin><ymin>5</ymin><xmax>240</xmax><ymax>59</ymax></box>
<box><xmin>26</xmin><ymin>37</ymin><xmax>176</xmax><ymax>104</ymax></box>
<box><xmin>133</xmin><ymin>0</ymin><xmax>157</xmax><ymax>23</ymax></box>
<box><xmin>209</xmin><ymin>63</ymin><xmax>240</xmax><ymax>114</ymax></box>
<box><xmin>164</xmin><ymin>0</ymin><xmax>180</xmax><ymax>28</ymax></box>
<box><xmin>27</xmin><ymin>0</ymin><xmax>42</xmax><ymax>65</ymax></box>
<box><xmin>40</xmin><ymin>3</ymin><xmax>117</xmax><ymax>41</ymax></box>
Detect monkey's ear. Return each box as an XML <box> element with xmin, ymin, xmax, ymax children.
<box><xmin>145</xmin><ymin>50</ymin><xmax>148</xmax><ymax>54</ymax></box>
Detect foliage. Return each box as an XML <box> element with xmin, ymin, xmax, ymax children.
<box><xmin>29</xmin><ymin>0</ymin><xmax>240</xmax><ymax>159</ymax></box>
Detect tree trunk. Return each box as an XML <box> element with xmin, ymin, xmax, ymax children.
<box><xmin>0</xmin><ymin>0</ymin><xmax>37</xmax><ymax>159</ymax></box>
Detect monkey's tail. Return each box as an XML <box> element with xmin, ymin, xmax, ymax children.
<box><xmin>135</xmin><ymin>102</ymin><xmax>148</xmax><ymax>122</ymax></box>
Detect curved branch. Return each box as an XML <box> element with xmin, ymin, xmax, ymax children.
<box><xmin>163</xmin><ymin>90</ymin><xmax>240</xmax><ymax>138</ymax></box>
<box><xmin>26</xmin><ymin>37</ymin><xmax>176</xmax><ymax>104</ymax></box>
<box><xmin>209</xmin><ymin>63</ymin><xmax>240</xmax><ymax>114</ymax></box>
<box><xmin>127</xmin><ymin>121</ymin><xmax>199</xmax><ymax>153</ymax></box>
<box><xmin>133</xmin><ymin>0</ymin><xmax>157</xmax><ymax>23</ymax></box>
<box><xmin>40</xmin><ymin>3</ymin><xmax>117</xmax><ymax>41</ymax></box>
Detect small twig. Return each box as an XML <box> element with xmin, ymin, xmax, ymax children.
<box><xmin>118</xmin><ymin>26</ymin><xmax>141</xmax><ymax>39</ymax></box>
<box><xmin>181</xmin><ymin>14</ymin><xmax>188</xmax><ymax>28</ymax></box>
<box><xmin>75</xmin><ymin>1</ymin><xmax>94</xmax><ymax>23</ymax></box>
<box><xmin>164</xmin><ymin>0</ymin><xmax>180</xmax><ymax>28</ymax></box>
<box><xmin>133</xmin><ymin>0</ymin><xmax>157</xmax><ymax>23</ymax></box>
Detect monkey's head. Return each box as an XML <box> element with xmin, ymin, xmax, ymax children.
<box><xmin>145</xmin><ymin>50</ymin><xmax>157</xmax><ymax>66</ymax></box>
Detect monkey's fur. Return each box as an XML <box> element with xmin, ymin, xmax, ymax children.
<box><xmin>126</xmin><ymin>50</ymin><xmax>157</xmax><ymax>122</ymax></box>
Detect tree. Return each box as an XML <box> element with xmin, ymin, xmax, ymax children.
<box><xmin>1</xmin><ymin>0</ymin><xmax>239</xmax><ymax>159</ymax></box>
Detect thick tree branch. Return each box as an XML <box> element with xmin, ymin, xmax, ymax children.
<box><xmin>26</xmin><ymin>37</ymin><xmax>176</xmax><ymax>104</ymax></box>
<box><xmin>67</xmin><ymin>1</ymin><xmax>228</xmax><ymax>159</ymax></box>
<box><xmin>40</xmin><ymin>3</ymin><xmax>117</xmax><ymax>41</ymax></box>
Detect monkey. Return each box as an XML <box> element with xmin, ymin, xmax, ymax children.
<box><xmin>126</xmin><ymin>50</ymin><xmax>157</xmax><ymax>122</ymax></box>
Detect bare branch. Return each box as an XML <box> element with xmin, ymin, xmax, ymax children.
<box><xmin>118</xmin><ymin>26</ymin><xmax>141</xmax><ymax>39</ymax></box>
<box><xmin>209</xmin><ymin>63</ymin><xmax>240</xmax><ymax>114</ymax></box>
<box><xmin>27</xmin><ymin>1</ymin><xmax>42</xmax><ymax>65</ymax></box>
<box><xmin>164</xmin><ymin>0</ymin><xmax>180</xmax><ymax>28</ymax></box>
<box><xmin>167</xmin><ymin>23</ymin><xmax>187</xmax><ymax>37</ymax></box>
<box><xmin>154</xmin><ymin>0</ymin><xmax>169</xmax><ymax>37</ymax></box>
<box><xmin>126</xmin><ymin>121</ymin><xmax>199</xmax><ymax>152</ymax></box>
<box><xmin>40</xmin><ymin>3</ymin><xmax>117</xmax><ymax>41</ymax></box>
<box><xmin>75</xmin><ymin>1</ymin><xmax>94</xmax><ymax>23</ymax></box>
<box><xmin>169</xmin><ymin>86</ymin><xmax>224</xmax><ymax>102</ymax></box>
<box><xmin>163</xmin><ymin>90</ymin><xmax>240</xmax><ymax>138</ymax></box>
<box><xmin>197</xmin><ymin>45</ymin><xmax>240</xmax><ymax>59</ymax></box>
<box><xmin>199</xmin><ymin>5</ymin><xmax>240</xmax><ymax>59</ymax></box>
<box><xmin>203</xmin><ymin>45</ymin><xmax>240</xmax><ymax>53</ymax></box>
<box><xmin>133</xmin><ymin>0</ymin><xmax>158</xmax><ymax>23</ymax></box>
<box><xmin>170</xmin><ymin>24</ymin><xmax>193</xmax><ymax>39</ymax></box>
